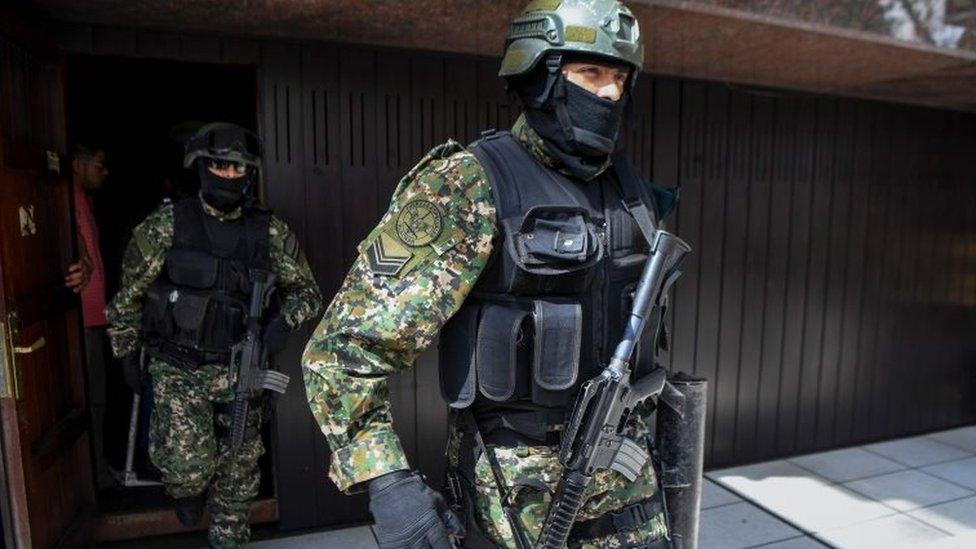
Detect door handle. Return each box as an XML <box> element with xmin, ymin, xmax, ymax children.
<box><xmin>0</xmin><ymin>311</ymin><xmax>31</xmax><ymax>400</ymax></box>
<box><xmin>0</xmin><ymin>312</ymin><xmax>19</xmax><ymax>399</ymax></box>
<box><xmin>14</xmin><ymin>336</ymin><xmax>45</xmax><ymax>355</ymax></box>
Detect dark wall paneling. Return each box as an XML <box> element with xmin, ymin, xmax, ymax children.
<box><xmin>696</xmin><ymin>85</ymin><xmax>729</xmax><ymax>461</ymax></box>
<box><xmin>794</xmin><ymin>98</ymin><xmax>836</xmax><ymax>455</ymax></box>
<box><xmin>833</xmin><ymin>102</ymin><xmax>873</xmax><ymax>448</ymax></box>
<box><xmin>445</xmin><ymin>57</ymin><xmax>481</xmax><ymax>146</ymax></box>
<box><xmin>259</xmin><ymin>43</ymin><xmax>327</xmax><ymax>531</ymax></box>
<box><xmin>815</xmin><ymin>99</ymin><xmax>855</xmax><ymax>449</ymax></box>
<box><xmin>475</xmin><ymin>57</ymin><xmax>516</xmax><ymax>132</ymax></box>
<box><xmin>303</xmin><ymin>45</ymin><xmax>345</xmax><ymax>299</ymax></box>
<box><xmin>710</xmin><ymin>90</ymin><xmax>750</xmax><ymax>462</ymax></box>
<box><xmin>669</xmin><ymin>81</ymin><xmax>705</xmax><ymax>447</ymax></box>
<box><xmin>661</xmin><ymin>78</ymin><xmax>976</xmax><ymax>468</ymax></box>
<box><xmin>338</xmin><ymin>47</ymin><xmax>379</xmax><ymax>267</ymax></box>
<box><xmin>731</xmin><ymin>94</ymin><xmax>767</xmax><ymax>459</ymax></box>
<box><xmin>621</xmin><ymin>75</ymin><xmax>655</xmax><ymax>179</ymax></box>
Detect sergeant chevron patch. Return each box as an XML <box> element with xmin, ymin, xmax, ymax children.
<box><xmin>366</xmin><ymin>232</ymin><xmax>412</xmax><ymax>276</ymax></box>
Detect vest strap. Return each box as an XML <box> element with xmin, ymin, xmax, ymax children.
<box><xmin>459</xmin><ymin>409</ymin><xmax>535</xmax><ymax>549</ymax></box>
<box><xmin>532</xmin><ymin>299</ymin><xmax>581</xmax><ymax>392</ymax></box>
<box><xmin>568</xmin><ymin>492</ymin><xmax>668</xmax><ymax>544</ymax></box>
<box><xmin>611</xmin><ymin>151</ymin><xmax>659</xmax><ymax>243</ymax></box>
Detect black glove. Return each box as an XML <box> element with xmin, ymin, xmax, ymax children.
<box><xmin>262</xmin><ymin>314</ymin><xmax>291</xmax><ymax>357</ymax></box>
<box><xmin>369</xmin><ymin>470</ymin><xmax>465</xmax><ymax>549</ymax></box>
<box><xmin>120</xmin><ymin>352</ymin><xmax>143</xmax><ymax>394</ymax></box>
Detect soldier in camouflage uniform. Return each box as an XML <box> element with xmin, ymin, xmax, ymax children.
<box><xmin>304</xmin><ymin>1</ymin><xmax>676</xmax><ymax>547</ymax></box>
<box><xmin>107</xmin><ymin>122</ymin><xmax>322</xmax><ymax>548</ymax></box>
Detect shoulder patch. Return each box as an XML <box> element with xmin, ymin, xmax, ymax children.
<box><xmin>396</xmin><ymin>200</ymin><xmax>443</xmax><ymax>247</ymax></box>
<box><xmin>362</xmin><ymin>199</ymin><xmax>458</xmax><ymax>279</ymax></box>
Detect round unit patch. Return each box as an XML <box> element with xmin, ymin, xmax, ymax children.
<box><xmin>396</xmin><ymin>200</ymin><xmax>443</xmax><ymax>247</ymax></box>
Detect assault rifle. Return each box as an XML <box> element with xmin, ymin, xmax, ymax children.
<box><xmin>530</xmin><ymin>230</ymin><xmax>691</xmax><ymax>549</ymax></box>
<box><xmin>227</xmin><ymin>269</ymin><xmax>290</xmax><ymax>457</ymax></box>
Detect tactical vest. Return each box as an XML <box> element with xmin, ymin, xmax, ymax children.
<box><xmin>141</xmin><ymin>197</ymin><xmax>271</xmax><ymax>366</ymax></box>
<box><xmin>439</xmin><ymin>131</ymin><xmax>665</xmax><ymax>445</ymax></box>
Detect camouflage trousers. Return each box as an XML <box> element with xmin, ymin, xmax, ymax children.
<box><xmin>149</xmin><ymin>359</ymin><xmax>264</xmax><ymax>548</ymax></box>
<box><xmin>451</xmin><ymin>417</ymin><xmax>669</xmax><ymax>548</ymax></box>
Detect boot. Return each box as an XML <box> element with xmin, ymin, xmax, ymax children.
<box><xmin>174</xmin><ymin>493</ymin><xmax>206</xmax><ymax>527</ymax></box>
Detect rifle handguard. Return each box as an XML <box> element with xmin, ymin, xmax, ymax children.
<box><xmin>538</xmin><ymin>470</ymin><xmax>589</xmax><ymax>549</ymax></box>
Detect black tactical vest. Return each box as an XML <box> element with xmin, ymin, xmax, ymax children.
<box><xmin>142</xmin><ymin>197</ymin><xmax>271</xmax><ymax>366</ymax></box>
<box><xmin>439</xmin><ymin>131</ymin><xmax>664</xmax><ymax>445</ymax></box>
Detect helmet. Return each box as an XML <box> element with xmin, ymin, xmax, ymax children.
<box><xmin>499</xmin><ymin>0</ymin><xmax>643</xmax><ymax>82</ymax></box>
<box><xmin>183</xmin><ymin>122</ymin><xmax>262</xmax><ymax>170</ymax></box>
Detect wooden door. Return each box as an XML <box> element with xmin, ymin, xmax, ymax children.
<box><xmin>0</xmin><ymin>24</ymin><xmax>94</xmax><ymax>549</ymax></box>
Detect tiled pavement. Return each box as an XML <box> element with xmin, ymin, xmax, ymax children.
<box><xmin>251</xmin><ymin>426</ymin><xmax>976</xmax><ymax>548</ymax></box>
<box><xmin>708</xmin><ymin>425</ymin><xmax>976</xmax><ymax>548</ymax></box>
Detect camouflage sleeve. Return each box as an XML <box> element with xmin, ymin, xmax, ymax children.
<box><xmin>269</xmin><ymin>216</ymin><xmax>323</xmax><ymax>328</ymax></box>
<box><xmin>301</xmin><ymin>141</ymin><xmax>497</xmax><ymax>493</ymax></box>
<box><xmin>105</xmin><ymin>204</ymin><xmax>174</xmax><ymax>357</ymax></box>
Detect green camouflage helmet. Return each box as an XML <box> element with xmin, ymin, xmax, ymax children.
<box><xmin>499</xmin><ymin>0</ymin><xmax>644</xmax><ymax>80</ymax></box>
<box><xmin>183</xmin><ymin>122</ymin><xmax>262</xmax><ymax>170</ymax></box>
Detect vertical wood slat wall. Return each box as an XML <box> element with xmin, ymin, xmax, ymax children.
<box><xmin>667</xmin><ymin>86</ymin><xmax>976</xmax><ymax>468</ymax></box>
<box><xmin>60</xmin><ymin>26</ymin><xmax>976</xmax><ymax>529</ymax></box>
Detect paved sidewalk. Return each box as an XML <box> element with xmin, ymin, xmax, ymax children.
<box><xmin>708</xmin><ymin>425</ymin><xmax>976</xmax><ymax>548</ymax></box>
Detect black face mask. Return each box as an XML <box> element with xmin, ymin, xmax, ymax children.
<box><xmin>519</xmin><ymin>68</ymin><xmax>629</xmax><ymax>180</ymax></box>
<box><xmin>198</xmin><ymin>163</ymin><xmax>253</xmax><ymax>212</ymax></box>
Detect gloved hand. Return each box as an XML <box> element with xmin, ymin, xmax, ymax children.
<box><xmin>369</xmin><ymin>470</ymin><xmax>465</xmax><ymax>549</ymax></box>
<box><xmin>262</xmin><ymin>314</ymin><xmax>291</xmax><ymax>357</ymax></box>
<box><xmin>120</xmin><ymin>352</ymin><xmax>143</xmax><ymax>394</ymax></box>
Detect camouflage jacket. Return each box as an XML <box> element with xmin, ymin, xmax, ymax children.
<box><xmin>106</xmin><ymin>195</ymin><xmax>323</xmax><ymax>358</ymax></box>
<box><xmin>302</xmin><ymin>115</ymin><xmax>612</xmax><ymax>493</ymax></box>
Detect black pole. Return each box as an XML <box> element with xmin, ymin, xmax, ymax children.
<box><xmin>656</xmin><ymin>373</ymin><xmax>707</xmax><ymax>549</ymax></box>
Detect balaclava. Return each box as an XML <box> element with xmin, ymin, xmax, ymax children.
<box><xmin>516</xmin><ymin>54</ymin><xmax>631</xmax><ymax>180</ymax></box>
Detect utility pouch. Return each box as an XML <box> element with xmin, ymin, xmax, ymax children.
<box><xmin>505</xmin><ymin>206</ymin><xmax>603</xmax><ymax>294</ymax></box>
<box><xmin>607</xmin><ymin>207</ymin><xmax>649</xmax><ymax>279</ymax></box>
<box><xmin>166</xmin><ymin>249</ymin><xmax>219</xmax><ymax>289</ymax></box>
<box><xmin>439</xmin><ymin>305</ymin><xmax>481</xmax><ymax>409</ymax></box>
<box><xmin>439</xmin><ymin>298</ymin><xmax>583</xmax><ymax>409</ymax></box>
<box><xmin>531</xmin><ymin>299</ymin><xmax>581</xmax><ymax>406</ymax></box>
<box><xmin>142</xmin><ymin>283</ymin><xmax>175</xmax><ymax>339</ymax></box>
<box><xmin>171</xmin><ymin>292</ymin><xmax>212</xmax><ymax>349</ymax></box>
<box><xmin>476</xmin><ymin>303</ymin><xmax>533</xmax><ymax>402</ymax></box>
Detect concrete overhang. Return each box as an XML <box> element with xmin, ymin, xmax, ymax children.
<box><xmin>27</xmin><ymin>0</ymin><xmax>976</xmax><ymax>111</ymax></box>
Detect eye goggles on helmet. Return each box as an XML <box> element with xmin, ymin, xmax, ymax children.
<box><xmin>204</xmin><ymin>158</ymin><xmax>252</xmax><ymax>174</ymax></box>
<box><xmin>199</xmin><ymin>128</ymin><xmax>260</xmax><ymax>157</ymax></box>
<box><xmin>184</xmin><ymin>123</ymin><xmax>262</xmax><ymax>168</ymax></box>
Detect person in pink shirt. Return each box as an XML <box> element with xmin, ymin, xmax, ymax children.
<box><xmin>64</xmin><ymin>144</ymin><xmax>112</xmax><ymax>488</ymax></box>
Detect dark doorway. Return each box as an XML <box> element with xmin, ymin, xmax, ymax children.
<box><xmin>64</xmin><ymin>56</ymin><xmax>267</xmax><ymax>535</ymax></box>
